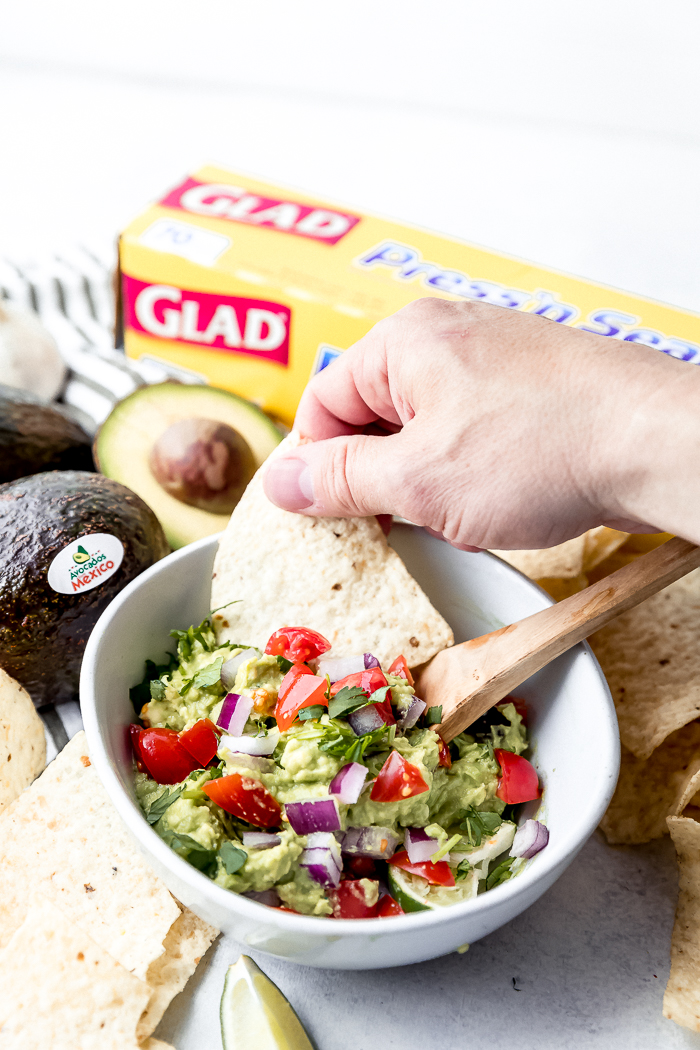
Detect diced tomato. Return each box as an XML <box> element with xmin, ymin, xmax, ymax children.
<box><xmin>330</xmin><ymin>880</ymin><xmax>381</xmax><ymax>919</ymax></box>
<box><xmin>345</xmin><ymin>856</ymin><xmax>377</xmax><ymax>879</ymax></box>
<box><xmin>179</xmin><ymin>719</ymin><xmax>219</xmax><ymax>767</ymax></box>
<box><xmin>138</xmin><ymin>728</ymin><xmax>200</xmax><ymax>784</ymax></box>
<box><xmin>275</xmin><ymin>670</ymin><xmax>329</xmax><ymax>731</ymax></box>
<box><xmin>433</xmin><ymin>730</ymin><xmax>452</xmax><ymax>768</ymax></box>
<box><xmin>275</xmin><ymin>906</ymin><xmax>299</xmax><ymax>914</ymax></box>
<box><xmin>494</xmin><ymin>749</ymin><xmax>541</xmax><ymax>804</ymax></box>
<box><xmin>202</xmin><ymin>773</ymin><xmax>282</xmax><ymax>827</ymax></box>
<box><xmin>389</xmin><ymin>849</ymin><xmax>456</xmax><ymax>887</ymax></box>
<box><xmin>388</xmin><ymin>654</ymin><xmax>414</xmax><ymax>687</ymax></box>
<box><xmin>330</xmin><ymin>667</ymin><xmax>388</xmax><ymax>697</ymax></box>
<box><xmin>129</xmin><ymin>724</ymin><xmax>148</xmax><ymax>773</ymax></box>
<box><xmin>377</xmin><ymin>895</ymin><xmax>405</xmax><ymax>917</ymax></box>
<box><xmin>265</xmin><ymin>627</ymin><xmax>331</xmax><ymax>664</ymax></box>
<box><xmin>370</xmin><ymin>751</ymin><xmax>429</xmax><ymax>803</ymax></box>
<box><xmin>501</xmin><ymin>695</ymin><xmax>528</xmax><ymax>723</ymax></box>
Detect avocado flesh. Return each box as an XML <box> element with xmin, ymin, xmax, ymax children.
<box><xmin>0</xmin><ymin>470</ymin><xmax>169</xmax><ymax>707</ymax></box>
<box><xmin>0</xmin><ymin>385</ymin><xmax>93</xmax><ymax>484</ymax></box>
<box><xmin>94</xmin><ymin>383</ymin><xmax>282</xmax><ymax>549</ymax></box>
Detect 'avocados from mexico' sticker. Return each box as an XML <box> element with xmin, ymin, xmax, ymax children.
<box><xmin>47</xmin><ymin>533</ymin><xmax>124</xmax><ymax>595</ymax></box>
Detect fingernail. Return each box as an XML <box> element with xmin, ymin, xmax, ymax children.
<box><xmin>264</xmin><ymin>457</ymin><xmax>314</xmax><ymax>510</ymax></box>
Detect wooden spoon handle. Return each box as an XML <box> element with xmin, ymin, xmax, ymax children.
<box><xmin>418</xmin><ymin>536</ymin><xmax>700</xmax><ymax>743</ymax></box>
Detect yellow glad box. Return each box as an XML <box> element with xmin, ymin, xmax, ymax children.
<box><xmin>120</xmin><ymin>164</ymin><xmax>700</xmax><ymax>426</ymax></box>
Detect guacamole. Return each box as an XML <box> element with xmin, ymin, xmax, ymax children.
<box><xmin>131</xmin><ymin>618</ymin><xmax>543</xmax><ymax>918</ymax></box>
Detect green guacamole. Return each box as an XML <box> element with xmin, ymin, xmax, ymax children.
<box><xmin>133</xmin><ymin>617</ymin><xmax>532</xmax><ymax>917</ymax></box>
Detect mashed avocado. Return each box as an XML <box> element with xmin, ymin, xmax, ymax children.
<box><xmin>133</xmin><ymin>618</ymin><xmax>533</xmax><ymax>917</ymax></box>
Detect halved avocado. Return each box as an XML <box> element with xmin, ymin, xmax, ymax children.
<box><xmin>94</xmin><ymin>383</ymin><xmax>282</xmax><ymax>549</ymax></box>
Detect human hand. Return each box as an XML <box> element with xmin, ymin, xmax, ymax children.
<box><xmin>263</xmin><ymin>298</ymin><xmax>700</xmax><ymax>550</ymax></box>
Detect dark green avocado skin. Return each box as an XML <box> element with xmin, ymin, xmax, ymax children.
<box><xmin>0</xmin><ymin>470</ymin><xmax>170</xmax><ymax>707</ymax></box>
<box><xmin>0</xmin><ymin>385</ymin><xmax>94</xmax><ymax>484</ymax></box>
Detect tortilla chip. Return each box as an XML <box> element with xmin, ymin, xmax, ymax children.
<box><xmin>0</xmin><ymin>893</ymin><xmax>150</xmax><ymax>1048</ymax></box>
<box><xmin>664</xmin><ymin>816</ymin><xmax>700</xmax><ymax>1029</ymax></box>
<box><xmin>622</xmin><ymin>531</ymin><xmax>675</xmax><ymax>554</ymax></box>
<box><xmin>582</xmin><ymin>526</ymin><xmax>629</xmax><ymax>572</ymax></box>
<box><xmin>589</xmin><ymin>568</ymin><xmax>700</xmax><ymax>759</ymax></box>
<box><xmin>0</xmin><ymin>667</ymin><xmax>45</xmax><ymax>814</ymax></box>
<box><xmin>536</xmin><ymin>574</ymin><xmax>589</xmax><ymax>602</ymax></box>
<box><xmin>600</xmin><ymin>721</ymin><xmax>700</xmax><ymax>844</ymax></box>
<box><xmin>136</xmin><ymin>906</ymin><xmax>218</xmax><ymax>1040</ymax></box>
<box><xmin>142</xmin><ymin>1042</ymin><xmax>177</xmax><ymax>1049</ymax></box>
<box><xmin>0</xmin><ymin>732</ymin><xmax>181</xmax><ymax>977</ymax></box>
<box><xmin>490</xmin><ymin>533</ymin><xmax>588</xmax><ymax>581</ymax></box>
<box><xmin>211</xmin><ymin>436</ymin><xmax>453</xmax><ymax>667</ymax></box>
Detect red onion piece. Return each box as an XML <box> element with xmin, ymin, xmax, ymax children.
<box><xmin>285</xmin><ymin>797</ymin><xmax>341</xmax><ymax>835</ymax></box>
<box><xmin>316</xmin><ymin>654</ymin><xmax>365</xmax><ymax>683</ymax></box>
<box><xmin>242</xmin><ymin>889</ymin><xmax>281</xmax><ymax>907</ymax></box>
<box><xmin>342</xmin><ymin>825</ymin><xmax>399</xmax><ymax>859</ymax></box>
<box><xmin>307</xmin><ymin>831</ymin><xmax>340</xmax><ymax>851</ymax></box>
<box><xmin>300</xmin><ymin>848</ymin><xmax>342</xmax><ymax>888</ymax></box>
<box><xmin>329</xmin><ymin>762</ymin><xmax>368</xmax><ymax>803</ymax></box>
<box><xmin>219</xmin><ymin>729</ymin><xmax>279</xmax><ymax>756</ymax></box>
<box><xmin>404</xmin><ymin>826</ymin><xmax>439</xmax><ymax>864</ymax></box>
<box><xmin>510</xmin><ymin>819</ymin><xmax>549</xmax><ymax>859</ymax></box>
<box><xmin>363</xmin><ymin>652</ymin><xmax>381</xmax><ymax>669</ymax></box>
<box><xmin>397</xmin><ymin>697</ymin><xmax>426</xmax><ymax>730</ymax></box>
<box><xmin>347</xmin><ymin>703</ymin><xmax>388</xmax><ymax>736</ymax></box>
<box><xmin>242</xmin><ymin>831</ymin><xmax>281</xmax><ymax>850</ymax></box>
<box><xmin>217</xmin><ymin>693</ymin><xmax>254</xmax><ymax>735</ymax></box>
<box><xmin>220</xmin><ymin>649</ymin><xmax>259</xmax><ymax>691</ymax></box>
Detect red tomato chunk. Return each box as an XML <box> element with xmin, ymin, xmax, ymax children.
<box><xmin>330</xmin><ymin>880</ymin><xmax>380</xmax><ymax>919</ymax></box>
<box><xmin>265</xmin><ymin>627</ymin><xmax>331</xmax><ymax>664</ymax></box>
<box><xmin>202</xmin><ymin>773</ymin><xmax>282</xmax><ymax>827</ymax></box>
<box><xmin>388</xmin><ymin>654</ymin><xmax>414</xmax><ymax>686</ymax></box>
<box><xmin>275</xmin><ymin>668</ymin><xmax>329</xmax><ymax>731</ymax></box>
<box><xmin>495</xmin><ymin>748</ymin><xmax>540</xmax><ymax>804</ymax></box>
<box><xmin>137</xmin><ymin>728</ymin><xmax>199</xmax><ymax>784</ymax></box>
<box><xmin>370</xmin><ymin>751</ymin><xmax>428</xmax><ymax>803</ymax></box>
<box><xmin>179</xmin><ymin>718</ymin><xmax>219</xmax><ymax>767</ymax></box>
<box><xmin>389</xmin><ymin>849</ymin><xmax>455</xmax><ymax>887</ymax></box>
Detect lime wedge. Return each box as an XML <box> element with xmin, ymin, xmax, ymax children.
<box><xmin>388</xmin><ymin>866</ymin><xmax>479</xmax><ymax>910</ymax></box>
<box><xmin>221</xmin><ymin>955</ymin><xmax>314</xmax><ymax>1050</ymax></box>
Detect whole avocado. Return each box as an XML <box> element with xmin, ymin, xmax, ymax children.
<box><xmin>0</xmin><ymin>385</ymin><xmax>94</xmax><ymax>483</ymax></box>
<box><xmin>0</xmin><ymin>471</ymin><xmax>170</xmax><ymax>706</ymax></box>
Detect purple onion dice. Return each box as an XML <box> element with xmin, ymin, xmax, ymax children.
<box><xmin>316</xmin><ymin>654</ymin><xmax>365</xmax><ymax>683</ymax></box>
<box><xmin>300</xmin><ymin>833</ymin><xmax>342</xmax><ymax>887</ymax></box>
<box><xmin>510</xmin><ymin>819</ymin><xmax>549</xmax><ymax>859</ymax></box>
<box><xmin>242</xmin><ymin>831</ymin><xmax>281</xmax><ymax>850</ymax></box>
<box><xmin>217</xmin><ymin>693</ymin><xmax>254</xmax><ymax>736</ymax></box>
<box><xmin>363</xmin><ymin>652</ymin><xmax>381</xmax><ymax>669</ymax></box>
<box><xmin>342</xmin><ymin>826</ymin><xmax>399</xmax><ymax>859</ymax></box>
<box><xmin>347</xmin><ymin>703</ymin><xmax>388</xmax><ymax>736</ymax></box>
<box><xmin>404</xmin><ymin>826</ymin><xmax>439</xmax><ymax>864</ymax></box>
<box><xmin>242</xmin><ymin>889</ymin><xmax>281</xmax><ymax>907</ymax></box>
<box><xmin>397</xmin><ymin>696</ymin><xmax>426</xmax><ymax>730</ymax></box>
<box><xmin>285</xmin><ymin>797</ymin><xmax>341</xmax><ymax>835</ymax></box>
<box><xmin>220</xmin><ymin>649</ymin><xmax>259</xmax><ymax>691</ymax></box>
<box><xmin>329</xmin><ymin>762</ymin><xmax>368</xmax><ymax>803</ymax></box>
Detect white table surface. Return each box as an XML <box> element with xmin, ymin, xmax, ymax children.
<box><xmin>2</xmin><ymin>4</ymin><xmax>700</xmax><ymax>1045</ymax></box>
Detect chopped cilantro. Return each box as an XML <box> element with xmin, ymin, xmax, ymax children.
<box><xmin>425</xmin><ymin>705</ymin><xmax>443</xmax><ymax>726</ymax></box>
<box><xmin>316</xmin><ymin>718</ymin><xmax>394</xmax><ymax>764</ymax></box>
<box><xmin>219</xmin><ymin>841</ymin><xmax>247</xmax><ymax>875</ymax></box>
<box><xmin>455</xmin><ymin>858</ymin><xmax>472</xmax><ymax>881</ymax></box>
<box><xmin>328</xmin><ymin>686</ymin><xmax>368</xmax><ymax>719</ymax></box>
<box><xmin>298</xmin><ymin>705</ymin><xmax>327</xmax><ymax>721</ymax></box>
<box><xmin>160</xmin><ymin>830</ymin><xmax>217</xmax><ymax>871</ymax></box>
<box><xmin>275</xmin><ymin>870</ymin><xmax>296</xmax><ymax>886</ymax></box>
<box><xmin>180</xmin><ymin>656</ymin><xmax>224</xmax><ymax>696</ymax></box>
<box><xmin>485</xmin><ymin>857</ymin><xmax>515</xmax><ymax>889</ymax></box>
<box><xmin>276</xmin><ymin>655</ymin><xmax>294</xmax><ymax>675</ymax></box>
<box><xmin>458</xmin><ymin>806</ymin><xmax>503</xmax><ymax>848</ymax></box>
<box><xmin>170</xmin><ymin>614</ymin><xmax>219</xmax><ymax>660</ymax></box>
<box><xmin>149</xmin><ymin>679</ymin><xmax>166</xmax><ymax>701</ymax></box>
<box><xmin>146</xmin><ymin>786</ymin><xmax>182</xmax><ymax>825</ymax></box>
<box><xmin>129</xmin><ymin>654</ymin><xmax>177</xmax><ymax>715</ymax></box>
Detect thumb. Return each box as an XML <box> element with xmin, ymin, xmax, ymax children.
<box><xmin>262</xmin><ymin>433</ymin><xmax>404</xmax><ymax>518</ymax></box>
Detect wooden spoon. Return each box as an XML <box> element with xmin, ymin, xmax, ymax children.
<box><xmin>415</xmin><ymin>536</ymin><xmax>700</xmax><ymax>743</ymax></box>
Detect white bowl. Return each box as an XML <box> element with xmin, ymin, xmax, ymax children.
<box><xmin>81</xmin><ymin>524</ymin><xmax>619</xmax><ymax>970</ymax></box>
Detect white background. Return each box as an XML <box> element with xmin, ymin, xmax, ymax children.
<box><xmin>3</xmin><ymin>4</ymin><xmax>700</xmax><ymax>1047</ymax></box>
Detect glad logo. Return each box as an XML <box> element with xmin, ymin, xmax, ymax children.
<box><xmin>159</xmin><ymin>177</ymin><xmax>360</xmax><ymax>245</ymax></box>
<box><xmin>123</xmin><ymin>276</ymin><xmax>291</xmax><ymax>366</ymax></box>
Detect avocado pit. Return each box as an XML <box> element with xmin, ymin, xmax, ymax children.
<box><xmin>149</xmin><ymin>417</ymin><xmax>255</xmax><ymax>514</ymax></box>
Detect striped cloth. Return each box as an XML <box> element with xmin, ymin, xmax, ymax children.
<box><xmin>1</xmin><ymin>245</ymin><xmax>208</xmax><ymax>755</ymax></box>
